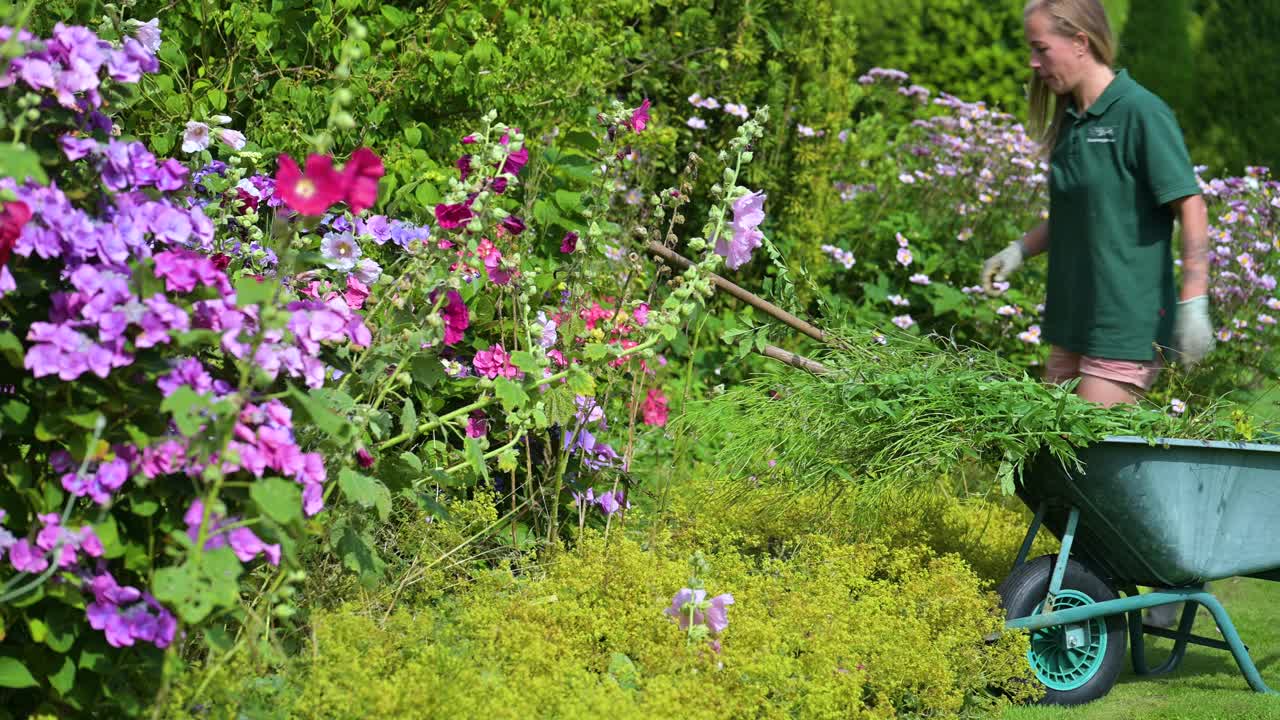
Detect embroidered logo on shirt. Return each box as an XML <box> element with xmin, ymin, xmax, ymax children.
<box><xmin>1087</xmin><ymin>125</ymin><xmax>1118</xmax><ymax>143</ymax></box>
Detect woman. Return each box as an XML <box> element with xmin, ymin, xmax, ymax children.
<box><xmin>982</xmin><ymin>0</ymin><xmax>1214</xmax><ymax>408</ymax></box>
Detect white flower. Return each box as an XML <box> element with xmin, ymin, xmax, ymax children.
<box><xmin>996</xmin><ymin>305</ymin><xmax>1019</xmax><ymax>317</ymax></box>
<box><xmin>686</xmin><ymin>117</ymin><xmax>707</xmax><ymax>130</ymax></box>
<box><xmin>896</xmin><ymin>232</ymin><xmax>910</xmax><ymax>248</ymax></box>
<box><xmin>1170</xmin><ymin>398</ymin><xmax>1187</xmax><ymax>414</ymax></box>
<box><xmin>217</xmin><ymin>128</ymin><xmax>246</xmax><ymax>150</ymax></box>
<box><xmin>888</xmin><ymin>294</ymin><xmax>909</xmax><ymax>307</ymax></box>
<box><xmin>1018</xmin><ymin>325</ymin><xmax>1042</xmax><ymax>345</ymax></box>
<box><xmin>320</xmin><ymin>232</ymin><xmax>361</xmax><ymax>272</ymax></box>
<box><xmin>896</xmin><ymin>248</ymin><xmax>913</xmax><ymax>267</ymax></box>
<box><xmin>909</xmin><ymin>273</ymin><xmax>930</xmax><ymax>286</ymax></box>
<box><xmin>181</xmin><ymin>121</ymin><xmax>210</xmax><ymax>153</ymax></box>
<box><xmin>891</xmin><ymin>314</ymin><xmax>915</xmax><ymax>330</ymax></box>
<box><xmin>209</xmin><ymin>115</ymin><xmax>232</xmax><ymax>125</ymax></box>
<box><xmin>898</xmin><ymin>173</ymin><xmax>916</xmax><ymax>184</ymax></box>
<box><xmin>354</xmin><ymin>258</ymin><xmax>382</xmax><ymax>285</ymax></box>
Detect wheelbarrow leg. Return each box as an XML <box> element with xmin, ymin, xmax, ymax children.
<box><xmin>1011</xmin><ymin>502</ymin><xmax>1047</xmax><ymax>573</ymax></box>
<box><xmin>1193</xmin><ymin>591</ymin><xmax>1276</xmax><ymax>694</ymax></box>
<box><xmin>1128</xmin><ymin>593</ymin><xmax>1199</xmax><ymax>676</ymax></box>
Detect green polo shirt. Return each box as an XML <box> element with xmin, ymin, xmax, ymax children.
<box><xmin>1043</xmin><ymin>69</ymin><xmax>1201</xmax><ymax>361</ymax></box>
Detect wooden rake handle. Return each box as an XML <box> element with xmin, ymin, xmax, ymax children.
<box><xmin>646</xmin><ymin>241</ymin><xmax>829</xmax><ymax>374</ymax></box>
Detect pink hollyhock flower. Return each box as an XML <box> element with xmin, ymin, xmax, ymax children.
<box><xmin>435</xmin><ymin>202</ymin><xmax>474</xmax><ymax>230</ymax></box>
<box><xmin>714</xmin><ymin>190</ymin><xmax>766</xmax><ymax>270</ymax></box>
<box><xmin>461</xmin><ymin>134</ymin><xmax>478</xmax><ymax>144</ymax></box>
<box><xmin>342</xmin><ymin>147</ymin><xmax>384</xmax><ymax>214</ymax></box>
<box><xmin>560</xmin><ymin>231</ymin><xmax>578</xmax><ymax>254</ymax></box>
<box><xmin>343</xmin><ymin>275</ymin><xmax>370</xmax><ymax>310</ymax></box>
<box><xmin>473</xmin><ymin>344</ymin><xmax>519</xmax><ymax>379</ymax></box>
<box><xmin>627</xmin><ymin>98</ymin><xmax>651</xmax><ymax>133</ymax></box>
<box><xmin>633</xmin><ymin>303</ymin><xmax>649</xmax><ymax>326</ymax></box>
<box><xmin>275</xmin><ymin>153</ymin><xmax>345</xmax><ymax>216</ymax></box>
<box><xmin>485</xmin><ymin>251</ymin><xmax>512</xmax><ymax>285</ymax></box>
<box><xmin>498</xmin><ymin>132</ymin><xmax>528</xmax><ymax>176</ymax></box>
<box><xmin>642</xmin><ymin>388</ymin><xmax>668</xmax><ymax>426</ymax></box>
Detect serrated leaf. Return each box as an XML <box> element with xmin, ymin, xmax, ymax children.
<box><xmin>409</xmin><ymin>354</ymin><xmax>445</xmax><ymax>388</ymax></box>
<box><xmin>497</xmin><ymin>448</ymin><xmax>518</xmax><ymax>472</ymax></box>
<box><xmin>493</xmin><ymin>377</ymin><xmax>529</xmax><ymax>412</ymax></box>
<box><xmin>543</xmin><ymin>385</ymin><xmax>576</xmax><ymax>426</ymax></box>
<box><xmin>584</xmin><ymin>343</ymin><xmax>610</xmax><ymax>361</ymax></box>
<box><xmin>250</xmin><ymin>477</ymin><xmax>302</xmax><ymax>525</ymax></box>
<box><xmin>338</xmin><ymin>468</ymin><xmax>391</xmax><ymax>521</ymax></box>
<box><xmin>234</xmin><ymin>275</ymin><xmax>276</xmax><ymax>308</ymax></box>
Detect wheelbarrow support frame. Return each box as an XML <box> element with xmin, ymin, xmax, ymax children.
<box><xmin>1006</xmin><ymin>502</ymin><xmax>1277</xmax><ymax>695</ymax></box>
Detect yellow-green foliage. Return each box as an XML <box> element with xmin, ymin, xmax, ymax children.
<box><xmin>170</xmin><ymin>525</ymin><xmax>1038</xmax><ymax>718</ymax></box>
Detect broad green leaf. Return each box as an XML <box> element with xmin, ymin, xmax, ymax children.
<box><xmin>207</xmin><ymin>88</ymin><xmax>227</xmax><ymax>111</ymax></box>
<box><xmin>330</xmin><ymin>521</ymin><xmax>386</xmax><ymax>585</ymax></box>
<box><xmin>0</xmin><ymin>656</ymin><xmax>39</xmax><ymax>688</ymax></box>
<box><xmin>91</xmin><ymin>515</ymin><xmax>125</xmax><ymax>559</ymax></box>
<box><xmin>566</xmin><ymin>366</ymin><xmax>595</xmax><ymax>396</ymax></box>
<box><xmin>553</xmin><ymin>189</ymin><xmax>583</xmax><ymax>210</ymax></box>
<box><xmin>161</xmin><ymin>385</ymin><xmax>209</xmax><ymax>436</ymax></box>
<box><xmin>289</xmin><ymin>386</ymin><xmax>352</xmax><ymax>441</ymax></box>
<box><xmin>403</xmin><ymin>125</ymin><xmax>422</xmax><ymax>146</ymax></box>
<box><xmin>65</xmin><ymin>410</ymin><xmax>103</xmax><ymax>429</ymax></box>
<box><xmin>338</xmin><ymin>468</ymin><xmax>391</xmax><ymax>521</ymax></box>
<box><xmin>584</xmin><ymin>343</ymin><xmax>610</xmax><ymax>361</ymax></box>
<box><xmin>0</xmin><ymin>330</ymin><xmax>24</xmax><ymax>366</ymax></box>
<box><xmin>251</xmin><ymin>477</ymin><xmax>303</xmax><ymax>525</ymax></box>
<box><xmin>48</xmin><ymin>656</ymin><xmax>75</xmax><ymax>696</ymax></box>
<box><xmin>381</xmin><ymin>5</ymin><xmax>408</xmax><ymax>26</ymax></box>
<box><xmin>543</xmin><ymin>385</ymin><xmax>576</xmax><ymax>426</ymax></box>
<box><xmin>493</xmin><ymin>377</ymin><xmax>529</xmax><ymax>412</ymax></box>
<box><xmin>153</xmin><ymin>548</ymin><xmax>242</xmax><ymax>624</ymax></box>
<box><xmin>510</xmin><ymin>351</ymin><xmax>541</xmax><ymax>374</ymax></box>
<box><xmin>234</xmin><ymin>275</ymin><xmax>276</xmax><ymax>308</ymax></box>
<box><xmin>399</xmin><ymin>451</ymin><xmax>422</xmax><ymax>473</ymax></box>
<box><xmin>409</xmin><ymin>354</ymin><xmax>445</xmax><ymax>388</ymax></box>
<box><xmin>0</xmin><ymin>143</ymin><xmax>47</xmax><ymax>184</ymax></box>
<box><xmin>414</xmin><ymin>181</ymin><xmax>441</xmax><ymax>206</ymax></box>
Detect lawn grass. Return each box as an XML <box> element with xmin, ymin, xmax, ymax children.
<box><xmin>1003</xmin><ymin>576</ymin><xmax>1280</xmax><ymax>720</ymax></box>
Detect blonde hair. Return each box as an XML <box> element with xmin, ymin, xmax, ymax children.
<box><xmin>1024</xmin><ymin>0</ymin><xmax>1116</xmax><ymax>155</ymax></box>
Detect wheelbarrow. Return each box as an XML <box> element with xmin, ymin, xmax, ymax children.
<box><xmin>1001</xmin><ymin>435</ymin><xmax>1280</xmax><ymax>705</ymax></box>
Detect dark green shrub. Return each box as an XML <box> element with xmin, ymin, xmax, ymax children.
<box><xmin>1119</xmin><ymin>0</ymin><xmax>1196</xmax><ymax>115</ymax></box>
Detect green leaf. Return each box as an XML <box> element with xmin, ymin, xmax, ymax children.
<box><xmin>409</xmin><ymin>354</ymin><xmax>445</xmax><ymax>388</ymax></box>
<box><xmin>553</xmin><ymin>189</ymin><xmax>583</xmax><ymax>211</ymax></box>
<box><xmin>0</xmin><ymin>656</ymin><xmax>38</xmax><ymax>688</ymax></box>
<box><xmin>48</xmin><ymin>656</ymin><xmax>75</xmax><ymax>696</ymax></box>
<box><xmin>330</xmin><ymin>521</ymin><xmax>385</xmax><ymax>585</ymax></box>
<box><xmin>608</xmin><ymin>652</ymin><xmax>639</xmax><ymax>690</ymax></box>
<box><xmin>510</xmin><ymin>351</ymin><xmax>541</xmax><ymax>374</ymax></box>
<box><xmin>161</xmin><ymin>385</ymin><xmax>209</xmax><ymax>436</ymax></box>
<box><xmin>543</xmin><ymin>385</ymin><xmax>576</xmax><ymax>426</ymax></box>
<box><xmin>251</xmin><ymin>477</ymin><xmax>303</xmax><ymax>525</ymax></box>
<box><xmin>402</xmin><ymin>126</ymin><xmax>422</xmax><ymax>147</ymax></box>
<box><xmin>584</xmin><ymin>343</ymin><xmax>610</xmax><ymax>361</ymax></box>
<box><xmin>414</xmin><ymin>181</ymin><xmax>441</xmax><ymax>207</ymax></box>
<box><xmin>493</xmin><ymin>377</ymin><xmax>529</xmax><ymax>412</ymax></box>
<box><xmin>0</xmin><ymin>330</ymin><xmax>24</xmax><ymax>366</ymax></box>
<box><xmin>207</xmin><ymin>88</ymin><xmax>228</xmax><ymax>111</ymax></box>
<box><xmin>91</xmin><ymin>515</ymin><xmax>125</xmax><ymax>559</ymax></box>
<box><xmin>399</xmin><ymin>451</ymin><xmax>422</xmax><ymax>473</ymax></box>
<box><xmin>464</xmin><ymin>437</ymin><xmax>490</xmax><ymax>483</ymax></box>
<box><xmin>153</xmin><ymin>548</ymin><xmax>243</xmax><ymax>624</ymax></box>
<box><xmin>567</xmin><ymin>366</ymin><xmax>595</xmax><ymax>396</ymax></box>
<box><xmin>0</xmin><ymin>143</ymin><xmax>48</xmax><ymax>184</ymax></box>
<box><xmin>289</xmin><ymin>386</ymin><xmax>352</xmax><ymax>441</ymax></box>
<box><xmin>380</xmin><ymin>5</ymin><xmax>408</xmax><ymax>26</ymax></box>
<box><xmin>65</xmin><ymin>410</ymin><xmax>103</xmax><ymax>430</ymax></box>
<box><xmin>234</xmin><ymin>275</ymin><xmax>276</xmax><ymax>308</ymax></box>
<box><xmin>338</xmin><ymin>468</ymin><xmax>392</xmax><ymax>521</ymax></box>
<box><xmin>400</xmin><ymin>398</ymin><xmax>417</xmax><ymax>434</ymax></box>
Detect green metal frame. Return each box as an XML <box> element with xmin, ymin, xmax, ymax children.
<box><xmin>1006</xmin><ymin>503</ymin><xmax>1277</xmax><ymax>695</ymax></box>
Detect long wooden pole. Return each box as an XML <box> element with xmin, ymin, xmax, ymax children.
<box><xmin>646</xmin><ymin>241</ymin><xmax>829</xmax><ymax>375</ymax></box>
<box><xmin>646</xmin><ymin>241</ymin><xmax>826</xmax><ymax>343</ymax></box>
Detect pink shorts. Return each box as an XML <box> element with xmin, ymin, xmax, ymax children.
<box><xmin>1044</xmin><ymin>346</ymin><xmax>1163</xmax><ymax>392</ymax></box>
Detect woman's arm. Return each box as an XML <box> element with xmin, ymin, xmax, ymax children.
<box><xmin>1171</xmin><ymin>194</ymin><xmax>1210</xmax><ymax>300</ymax></box>
<box><xmin>1018</xmin><ymin>220</ymin><xmax>1050</xmax><ymax>259</ymax></box>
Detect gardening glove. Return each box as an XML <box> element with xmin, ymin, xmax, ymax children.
<box><xmin>981</xmin><ymin>241</ymin><xmax>1024</xmax><ymax>294</ymax></box>
<box><xmin>1174</xmin><ymin>295</ymin><xmax>1215</xmax><ymax>367</ymax></box>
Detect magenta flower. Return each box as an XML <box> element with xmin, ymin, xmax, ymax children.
<box><xmin>441</xmin><ymin>290</ymin><xmax>470</xmax><ymax>345</ymax></box>
<box><xmin>642</xmin><ymin>388</ymin><xmax>669</xmax><ymax>426</ymax></box>
<box><xmin>560</xmin><ymin>231</ymin><xmax>579</xmax><ymax>254</ymax></box>
<box><xmin>627</xmin><ymin>99</ymin><xmax>651</xmax><ymax>133</ymax></box>
<box><xmin>466</xmin><ymin>412</ymin><xmax>488</xmax><ymax>438</ymax></box>
<box><xmin>714</xmin><ymin>190</ymin><xmax>766</xmax><ymax>270</ymax></box>
<box><xmin>184</xmin><ymin>499</ymin><xmax>281</xmax><ymax>566</ymax></box>
<box><xmin>473</xmin><ymin>343</ymin><xmax>519</xmax><ymax>379</ymax></box>
<box><xmin>434</xmin><ymin>202</ymin><xmax>474</xmax><ymax>230</ymax></box>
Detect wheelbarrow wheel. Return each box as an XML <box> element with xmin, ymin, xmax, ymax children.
<box><xmin>998</xmin><ymin>554</ymin><xmax>1127</xmax><ymax>706</ymax></box>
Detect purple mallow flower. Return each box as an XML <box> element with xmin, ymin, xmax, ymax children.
<box><xmin>665</xmin><ymin>588</ymin><xmax>735</xmax><ymax>633</ymax></box>
<box><xmin>184</xmin><ymin>499</ymin><xmax>281</xmax><ymax>566</ymax></box>
<box><xmin>86</xmin><ymin>570</ymin><xmax>176</xmax><ymax>649</ymax></box>
<box><xmin>714</xmin><ymin>190</ymin><xmax>766</xmax><ymax>270</ymax></box>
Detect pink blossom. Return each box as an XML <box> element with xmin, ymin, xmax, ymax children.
<box><xmin>642</xmin><ymin>388</ymin><xmax>668</xmax><ymax>426</ymax></box>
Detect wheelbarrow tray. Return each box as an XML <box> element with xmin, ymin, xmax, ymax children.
<box><xmin>1018</xmin><ymin>435</ymin><xmax>1280</xmax><ymax>588</ymax></box>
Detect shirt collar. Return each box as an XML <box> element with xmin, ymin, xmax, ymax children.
<box><xmin>1065</xmin><ymin>69</ymin><xmax>1132</xmax><ymax>119</ymax></box>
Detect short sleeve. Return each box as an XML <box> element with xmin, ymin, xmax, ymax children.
<box><xmin>1132</xmin><ymin>101</ymin><xmax>1201</xmax><ymax>205</ymax></box>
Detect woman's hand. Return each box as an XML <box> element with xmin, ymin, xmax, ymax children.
<box><xmin>1174</xmin><ymin>295</ymin><xmax>1215</xmax><ymax>366</ymax></box>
